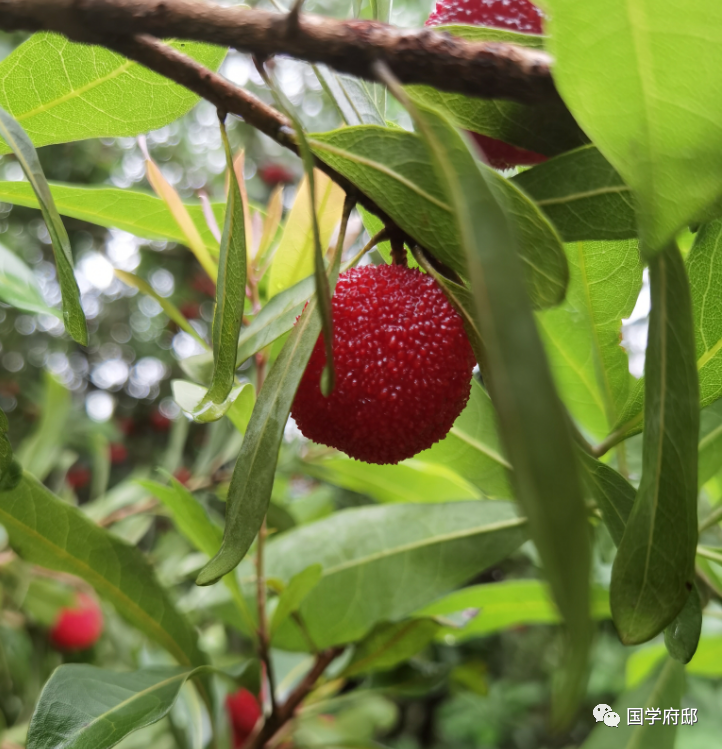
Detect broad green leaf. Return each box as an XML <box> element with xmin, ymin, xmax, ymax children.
<box><xmin>0</xmin><ymin>474</ymin><xmax>207</xmax><ymax>670</ymax></box>
<box><xmin>0</xmin><ymin>33</ymin><xmax>226</xmax><ymax>151</ymax></box>
<box><xmin>0</xmin><ymin>241</ymin><xmax>60</xmax><ymax>318</ymax></box>
<box><xmin>314</xmin><ymin>65</ymin><xmax>385</xmax><ymax>126</ymax></box>
<box><xmin>611</xmin><ymin>244</ymin><xmax>699</xmax><ymax>644</ymax></box>
<box><xmin>511</xmin><ymin>146</ymin><xmax>637</xmax><ymax>242</ymax></box>
<box><xmin>537</xmin><ymin>240</ymin><xmax>642</xmax><ymax>440</ymax></box>
<box><xmin>270</xmin><ymin>564</ymin><xmax>322</xmax><ymax>637</ymax></box>
<box><xmin>403</xmin><ymin>92</ymin><xmax>590</xmax><ymax>721</ymax></box>
<box><xmin>545</xmin><ymin>0</ymin><xmax>722</xmax><ymax>253</ymax></box>
<box><xmin>267</xmin><ymin>169</ymin><xmax>344</xmax><ymax>297</ymax></box>
<box><xmin>417</xmin><ymin>380</ymin><xmax>511</xmax><ymax>498</ymax></box>
<box><xmin>16</xmin><ymin>371</ymin><xmax>70</xmax><ymax>481</ymax></box>
<box><xmin>663</xmin><ymin>584</ymin><xmax>702</xmax><ymax>665</ymax></box>
<box><xmin>0</xmin><ymin>106</ymin><xmax>86</xmax><ymax>343</ymax></box>
<box><xmin>627</xmin><ymin>636</ymin><xmax>722</xmax><ymax>686</ymax></box>
<box><xmin>303</xmin><ymin>456</ymin><xmax>480</xmax><ymax>504</ymax></box>
<box><xmin>203</xmin><ymin>122</ymin><xmax>247</xmax><ymax>406</ymax></box>
<box><xmin>0</xmin><ymin>181</ymin><xmax>221</xmax><ymax>255</ymax></box>
<box><xmin>309</xmin><ymin>125</ymin><xmax>569</xmax><ymax>309</ymax></box>
<box><xmin>418</xmin><ymin>580</ymin><xmax>611</xmax><ymax>641</ymax></box>
<box><xmin>341</xmin><ymin>619</ymin><xmax>441</xmax><ymax>677</ymax></box>
<box><xmin>255</xmin><ymin>500</ymin><xmax>526</xmax><ymax>650</ymax></box>
<box><xmin>116</xmin><ymin>271</ymin><xmax>207</xmax><ymax>348</ymax></box>
<box><xmin>582</xmin><ymin>659</ymin><xmax>684</xmax><ymax>749</ymax></box>
<box><xmin>26</xmin><ymin>664</ymin><xmax>210</xmax><ymax>749</ymax></box>
<box><xmin>225</xmin><ymin>383</ymin><xmax>255</xmax><ymax>435</ymax></box>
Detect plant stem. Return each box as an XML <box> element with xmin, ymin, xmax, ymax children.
<box><xmin>699</xmin><ymin>504</ymin><xmax>722</xmax><ymax>534</ymax></box>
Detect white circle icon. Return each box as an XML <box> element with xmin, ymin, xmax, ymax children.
<box><xmin>593</xmin><ymin>704</ymin><xmax>612</xmax><ymax>722</ymax></box>
<box><xmin>604</xmin><ymin>711</ymin><xmax>621</xmax><ymax>727</ymax></box>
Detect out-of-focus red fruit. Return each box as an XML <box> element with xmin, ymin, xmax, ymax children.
<box><xmin>66</xmin><ymin>464</ymin><xmax>91</xmax><ymax>490</ymax></box>
<box><xmin>179</xmin><ymin>301</ymin><xmax>201</xmax><ymax>320</ymax></box>
<box><xmin>109</xmin><ymin>442</ymin><xmax>128</xmax><ymax>464</ymax></box>
<box><xmin>226</xmin><ymin>688</ymin><xmax>262</xmax><ymax>747</ymax></box>
<box><xmin>259</xmin><ymin>164</ymin><xmax>295</xmax><ymax>186</ymax></box>
<box><xmin>173</xmin><ymin>466</ymin><xmax>192</xmax><ymax>486</ymax></box>
<box><xmin>49</xmin><ymin>593</ymin><xmax>104</xmax><ymax>651</ymax></box>
<box><xmin>426</xmin><ymin>0</ymin><xmax>548</xmax><ymax>169</ymax></box>
<box><xmin>149</xmin><ymin>409</ymin><xmax>171</xmax><ymax>432</ymax></box>
<box><xmin>191</xmin><ymin>273</ymin><xmax>216</xmax><ymax>297</ymax></box>
<box><xmin>117</xmin><ymin>416</ymin><xmax>136</xmax><ymax>437</ymax></box>
<box><xmin>291</xmin><ymin>265</ymin><xmax>475</xmax><ymax>465</ymax></box>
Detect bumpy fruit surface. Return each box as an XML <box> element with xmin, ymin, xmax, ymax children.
<box><xmin>49</xmin><ymin>593</ymin><xmax>103</xmax><ymax>651</ymax></box>
<box><xmin>226</xmin><ymin>689</ymin><xmax>262</xmax><ymax>747</ymax></box>
<box><xmin>426</xmin><ymin>0</ymin><xmax>547</xmax><ymax>169</ymax></box>
<box><xmin>291</xmin><ymin>264</ymin><xmax>475</xmax><ymax>465</ymax></box>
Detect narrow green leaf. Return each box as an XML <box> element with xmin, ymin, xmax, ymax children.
<box><xmin>26</xmin><ymin>664</ymin><xmax>210</xmax><ymax>749</ymax></box>
<box><xmin>115</xmin><ymin>271</ymin><xmax>207</xmax><ymax>349</ymax></box>
<box><xmin>545</xmin><ymin>0</ymin><xmax>722</xmax><ymax>253</ymax></box>
<box><xmin>664</xmin><ymin>584</ymin><xmax>702</xmax><ymax>665</ymax></box>
<box><xmin>0</xmin><ymin>474</ymin><xmax>207</xmax><ymax>669</ymax></box>
<box><xmin>270</xmin><ymin>564</ymin><xmax>322</xmax><ymax>637</ymax></box>
<box><xmin>341</xmin><ymin>618</ymin><xmax>441</xmax><ymax>677</ymax></box>
<box><xmin>511</xmin><ymin>146</ymin><xmax>637</xmax><ymax>242</ymax></box>
<box><xmin>0</xmin><ymin>241</ymin><xmax>60</xmax><ymax>318</ymax></box>
<box><xmin>396</xmin><ymin>87</ymin><xmax>590</xmax><ymax>722</ymax></box>
<box><xmin>0</xmin><ymin>33</ymin><xmax>225</xmax><ymax>152</ymax></box>
<box><xmin>0</xmin><ymin>181</ymin><xmax>221</xmax><ymax>255</ymax></box>
<box><xmin>581</xmin><ymin>659</ymin><xmax>684</xmax><ymax>749</ymax></box>
<box><xmin>314</xmin><ymin>65</ymin><xmax>385</xmax><ymax>126</ymax></box>
<box><xmin>309</xmin><ymin>125</ymin><xmax>569</xmax><ymax>309</ymax></box>
<box><xmin>611</xmin><ymin>244</ymin><xmax>699</xmax><ymax>644</ymax></box>
<box><xmin>0</xmin><ymin>106</ymin><xmax>86</xmax><ymax>343</ymax></box>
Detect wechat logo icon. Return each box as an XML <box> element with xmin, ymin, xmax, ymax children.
<box><xmin>594</xmin><ymin>704</ymin><xmax>620</xmax><ymax>727</ymax></box>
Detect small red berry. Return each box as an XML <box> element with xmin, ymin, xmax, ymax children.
<box><xmin>191</xmin><ymin>272</ymin><xmax>216</xmax><ymax>297</ymax></box>
<box><xmin>109</xmin><ymin>442</ymin><xmax>128</xmax><ymax>464</ymax></box>
<box><xmin>49</xmin><ymin>593</ymin><xmax>103</xmax><ymax>651</ymax></box>
<box><xmin>426</xmin><ymin>0</ymin><xmax>547</xmax><ymax>169</ymax></box>
<box><xmin>259</xmin><ymin>164</ymin><xmax>295</xmax><ymax>186</ymax></box>
<box><xmin>149</xmin><ymin>409</ymin><xmax>171</xmax><ymax>432</ymax></box>
<box><xmin>179</xmin><ymin>301</ymin><xmax>201</xmax><ymax>320</ymax></box>
<box><xmin>173</xmin><ymin>466</ymin><xmax>192</xmax><ymax>486</ymax></box>
<box><xmin>226</xmin><ymin>689</ymin><xmax>262</xmax><ymax>747</ymax></box>
<box><xmin>291</xmin><ymin>265</ymin><xmax>475</xmax><ymax>465</ymax></box>
<box><xmin>66</xmin><ymin>464</ymin><xmax>91</xmax><ymax>490</ymax></box>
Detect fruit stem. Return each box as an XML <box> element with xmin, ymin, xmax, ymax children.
<box><xmin>390</xmin><ymin>231</ymin><xmax>407</xmax><ymax>266</ymax></box>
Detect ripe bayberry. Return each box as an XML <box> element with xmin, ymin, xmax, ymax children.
<box><xmin>66</xmin><ymin>464</ymin><xmax>91</xmax><ymax>490</ymax></box>
<box><xmin>259</xmin><ymin>164</ymin><xmax>295</xmax><ymax>186</ymax></box>
<box><xmin>426</xmin><ymin>0</ymin><xmax>547</xmax><ymax>169</ymax></box>
<box><xmin>226</xmin><ymin>689</ymin><xmax>262</xmax><ymax>747</ymax></box>
<box><xmin>49</xmin><ymin>593</ymin><xmax>103</xmax><ymax>651</ymax></box>
<box><xmin>291</xmin><ymin>264</ymin><xmax>475</xmax><ymax>465</ymax></box>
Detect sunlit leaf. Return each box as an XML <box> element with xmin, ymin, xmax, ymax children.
<box><xmin>0</xmin><ymin>241</ymin><xmax>60</xmax><ymax>318</ymax></box>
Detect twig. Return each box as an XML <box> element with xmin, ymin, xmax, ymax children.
<box><xmin>591</xmin><ymin>412</ymin><xmax>643</xmax><ymax>458</ymax></box>
<box><xmin>255</xmin><ymin>520</ymin><xmax>277</xmax><ymax>715</ymax></box>
<box><xmin>1</xmin><ymin>0</ymin><xmax>561</xmax><ymax>106</ymax></box>
<box><xmin>98</xmin><ymin>497</ymin><xmax>159</xmax><ymax>526</ymax></box>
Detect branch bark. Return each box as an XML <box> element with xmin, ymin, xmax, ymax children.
<box><xmin>0</xmin><ymin>0</ymin><xmax>559</xmax><ymax>106</ymax></box>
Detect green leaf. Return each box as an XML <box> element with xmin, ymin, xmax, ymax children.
<box><xmin>203</xmin><ymin>121</ymin><xmax>247</xmax><ymax>406</ymax></box>
<box><xmin>416</xmin><ymin>380</ymin><xmax>511</xmax><ymax>498</ymax></box>
<box><xmin>225</xmin><ymin>383</ymin><xmax>255</xmax><ymax>435</ymax></box>
<box><xmin>0</xmin><ymin>106</ymin><xmax>86</xmax><ymax>343</ymax></box>
<box><xmin>545</xmin><ymin>0</ymin><xmax>722</xmax><ymax>253</ymax></box>
<box><xmin>0</xmin><ymin>33</ymin><xmax>226</xmax><ymax>151</ymax></box>
<box><xmin>257</xmin><ymin>500</ymin><xmax>526</xmax><ymax>650</ymax></box>
<box><xmin>309</xmin><ymin>125</ymin><xmax>569</xmax><ymax>309</ymax></box>
<box><xmin>537</xmin><ymin>240</ymin><xmax>642</xmax><ymax>440</ymax></box>
<box><xmin>26</xmin><ymin>664</ymin><xmax>210</xmax><ymax>749</ymax></box>
<box><xmin>0</xmin><ymin>241</ymin><xmax>60</xmax><ymax>318</ymax></box>
<box><xmin>418</xmin><ymin>580</ymin><xmax>612</xmax><ymax>641</ymax></box>
<box><xmin>302</xmin><ymin>456</ymin><xmax>480</xmax><ymax>504</ymax></box>
<box><xmin>270</xmin><ymin>564</ymin><xmax>322</xmax><ymax>637</ymax></box>
<box><xmin>611</xmin><ymin>244</ymin><xmax>699</xmax><ymax>644</ymax></box>
<box><xmin>0</xmin><ymin>181</ymin><xmax>221</xmax><ymax>256</ymax></box>
<box><xmin>341</xmin><ymin>619</ymin><xmax>441</xmax><ymax>677</ymax></box>
<box><xmin>664</xmin><ymin>584</ymin><xmax>702</xmax><ymax>665</ymax></box>
<box><xmin>699</xmin><ymin>400</ymin><xmax>722</xmax><ymax>487</ymax></box>
<box><xmin>400</xmin><ymin>89</ymin><xmax>590</xmax><ymax>722</ymax></box>
<box><xmin>627</xmin><ymin>635</ymin><xmax>722</xmax><ymax>685</ymax></box>
<box><xmin>511</xmin><ymin>146</ymin><xmax>637</xmax><ymax>242</ymax></box>
<box><xmin>581</xmin><ymin>659</ymin><xmax>684</xmax><ymax>749</ymax></box>
<box><xmin>0</xmin><ymin>474</ymin><xmax>207</xmax><ymax>670</ymax></box>
<box><xmin>314</xmin><ymin>65</ymin><xmax>385</xmax><ymax>127</ymax></box>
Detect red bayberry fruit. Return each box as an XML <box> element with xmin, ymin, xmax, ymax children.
<box><xmin>259</xmin><ymin>164</ymin><xmax>295</xmax><ymax>186</ymax></box>
<box><xmin>191</xmin><ymin>272</ymin><xmax>216</xmax><ymax>297</ymax></box>
<box><xmin>179</xmin><ymin>301</ymin><xmax>201</xmax><ymax>320</ymax></box>
<box><xmin>426</xmin><ymin>0</ymin><xmax>547</xmax><ymax>169</ymax></box>
<box><xmin>291</xmin><ymin>265</ymin><xmax>475</xmax><ymax>465</ymax></box>
<box><xmin>66</xmin><ymin>464</ymin><xmax>91</xmax><ymax>490</ymax></box>
<box><xmin>149</xmin><ymin>409</ymin><xmax>171</xmax><ymax>432</ymax></box>
<box><xmin>226</xmin><ymin>689</ymin><xmax>262</xmax><ymax>747</ymax></box>
<box><xmin>49</xmin><ymin>593</ymin><xmax>103</xmax><ymax>651</ymax></box>
<box><xmin>109</xmin><ymin>442</ymin><xmax>128</xmax><ymax>464</ymax></box>
<box><xmin>173</xmin><ymin>466</ymin><xmax>192</xmax><ymax>486</ymax></box>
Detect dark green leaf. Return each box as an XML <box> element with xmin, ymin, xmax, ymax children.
<box><xmin>512</xmin><ymin>146</ymin><xmax>636</xmax><ymax>242</ymax></box>
<box><xmin>611</xmin><ymin>244</ymin><xmax>699</xmax><ymax>644</ymax></box>
<box><xmin>26</xmin><ymin>664</ymin><xmax>210</xmax><ymax>749</ymax></box>
<box><xmin>664</xmin><ymin>585</ymin><xmax>702</xmax><ymax>664</ymax></box>
<box><xmin>0</xmin><ymin>106</ymin><xmax>86</xmax><ymax>343</ymax></box>
<box><xmin>309</xmin><ymin>125</ymin><xmax>568</xmax><ymax>309</ymax></box>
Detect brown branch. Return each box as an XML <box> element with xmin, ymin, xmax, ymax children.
<box><xmin>0</xmin><ymin>0</ymin><xmax>558</xmax><ymax>106</ymax></box>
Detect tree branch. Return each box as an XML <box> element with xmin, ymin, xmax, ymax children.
<box><xmin>0</xmin><ymin>0</ymin><xmax>559</xmax><ymax>107</ymax></box>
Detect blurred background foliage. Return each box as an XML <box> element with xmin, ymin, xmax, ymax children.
<box><xmin>0</xmin><ymin>1</ymin><xmax>719</xmax><ymax>748</ymax></box>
